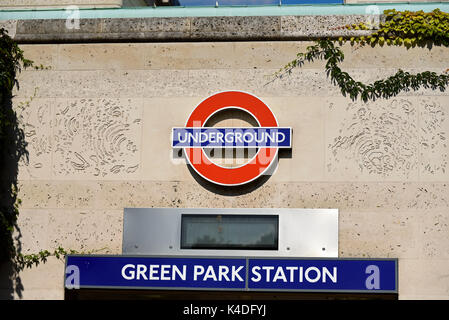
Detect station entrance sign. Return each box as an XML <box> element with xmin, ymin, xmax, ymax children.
<box><xmin>65</xmin><ymin>255</ymin><xmax>397</xmax><ymax>293</ymax></box>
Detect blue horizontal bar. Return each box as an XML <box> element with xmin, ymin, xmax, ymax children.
<box><xmin>175</xmin><ymin>0</ymin><xmax>342</xmax><ymax>6</ymax></box>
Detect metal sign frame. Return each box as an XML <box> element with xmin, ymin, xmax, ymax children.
<box><xmin>122</xmin><ymin>208</ymin><xmax>339</xmax><ymax>258</ymax></box>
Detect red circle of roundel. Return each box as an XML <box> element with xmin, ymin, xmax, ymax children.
<box><xmin>184</xmin><ymin>91</ymin><xmax>279</xmax><ymax>186</ymax></box>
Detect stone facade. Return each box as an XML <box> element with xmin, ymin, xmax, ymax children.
<box><xmin>1</xmin><ymin>15</ymin><xmax>374</xmax><ymax>43</ymax></box>
<box><xmin>0</xmin><ymin>20</ymin><xmax>448</xmax><ymax>299</ymax></box>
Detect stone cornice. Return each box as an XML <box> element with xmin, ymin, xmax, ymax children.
<box><xmin>1</xmin><ymin>15</ymin><xmax>376</xmax><ymax>43</ymax></box>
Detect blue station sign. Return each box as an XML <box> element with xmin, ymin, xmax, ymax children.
<box><xmin>172</xmin><ymin>127</ymin><xmax>292</xmax><ymax>148</ymax></box>
<box><xmin>65</xmin><ymin>256</ymin><xmax>398</xmax><ymax>293</ymax></box>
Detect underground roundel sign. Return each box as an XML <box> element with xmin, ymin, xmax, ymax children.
<box><xmin>172</xmin><ymin>91</ymin><xmax>292</xmax><ymax>186</ymax></box>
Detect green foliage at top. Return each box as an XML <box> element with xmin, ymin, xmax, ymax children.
<box><xmin>343</xmin><ymin>8</ymin><xmax>449</xmax><ymax>48</ymax></box>
<box><xmin>0</xmin><ymin>28</ymin><xmax>32</xmax><ymax>99</ymax></box>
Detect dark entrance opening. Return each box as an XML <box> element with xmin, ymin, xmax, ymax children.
<box><xmin>65</xmin><ymin>288</ymin><xmax>398</xmax><ymax>300</ymax></box>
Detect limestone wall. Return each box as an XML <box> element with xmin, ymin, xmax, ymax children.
<box><xmin>2</xmin><ymin>40</ymin><xmax>449</xmax><ymax>300</ymax></box>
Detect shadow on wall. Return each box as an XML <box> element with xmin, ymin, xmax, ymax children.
<box><xmin>0</xmin><ymin>47</ymin><xmax>29</xmax><ymax>299</ymax></box>
<box><xmin>187</xmin><ymin>162</ymin><xmax>272</xmax><ymax>196</ymax></box>
<box><xmin>172</xmin><ymin>144</ymin><xmax>292</xmax><ymax>195</ymax></box>
<box><xmin>185</xmin><ymin>149</ymin><xmax>292</xmax><ymax>196</ymax></box>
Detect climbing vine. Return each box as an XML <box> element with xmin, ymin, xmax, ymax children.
<box><xmin>1</xmin><ymin>28</ymin><xmax>77</xmax><ymax>271</ymax></box>
<box><xmin>275</xmin><ymin>9</ymin><xmax>449</xmax><ymax>102</ymax></box>
<box><xmin>0</xmin><ymin>27</ymin><xmax>31</xmax><ymax>263</ymax></box>
<box><xmin>15</xmin><ymin>247</ymin><xmax>79</xmax><ymax>271</ymax></box>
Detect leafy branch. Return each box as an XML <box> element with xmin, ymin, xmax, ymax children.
<box><xmin>15</xmin><ymin>246</ymin><xmax>109</xmax><ymax>271</ymax></box>
<box><xmin>14</xmin><ymin>247</ymin><xmax>79</xmax><ymax>271</ymax></box>
<box><xmin>273</xmin><ymin>9</ymin><xmax>449</xmax><ymax>102</ymax></box>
